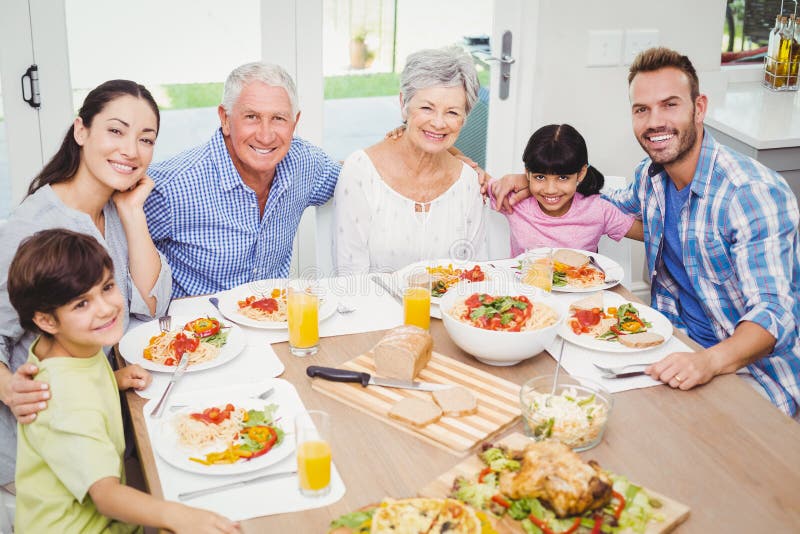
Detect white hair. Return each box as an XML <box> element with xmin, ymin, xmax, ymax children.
<box><xmin>221</xmin><ymin>62</ymin><xmax>299</xmax><ymax>116</ymax></box>
<box><xmin>400</xmin><ymin>47</ymin><xmax>479</xmax><ymax>118</ymax></box>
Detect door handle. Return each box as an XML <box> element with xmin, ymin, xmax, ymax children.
<box><xmin>20</xmin><ymin>64</ymin><xmax>41</xmax><ymax>109</ymax></box>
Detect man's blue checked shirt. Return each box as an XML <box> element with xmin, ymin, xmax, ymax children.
<box><xmin>145</xmin><ymin>129</ymin><xmax>341</xmax><ymax>298</ymax></box>
<box><xmin>606</xmin><ymin>132</ymin><xmax>800</xmax><ymax>417</ymax></box>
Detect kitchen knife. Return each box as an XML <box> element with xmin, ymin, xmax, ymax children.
<box><xmin>307</xmin><ymin>365</ymin><xmax>453</xmax><ymax>392</ymax></box>
<box><xmin>601</xmin><ymin>370</ymin><xmax>647</xmax><ymax>379</ymax></box>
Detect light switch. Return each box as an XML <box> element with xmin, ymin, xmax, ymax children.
<box><xmin>587</xmin><ymin>30</ymin><xmax>623</xmax><ymax>67</ymax></box>
<box><xmin>624</xmin><ymin>29</ymin><xmax>659</xmax><ymax>65</ymax></box>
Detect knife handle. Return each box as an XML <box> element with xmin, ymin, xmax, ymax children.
<box><xmin>306</xmin><ymin>366</ymin><xmax>370</xmax><ymax>387</ymax></box>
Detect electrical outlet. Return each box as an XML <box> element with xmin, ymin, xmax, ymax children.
<box><xmin>624</xmin><ymin>29</ymin><xmax>659</xmax><ymax>65</ymax></box>
<box><xmin>587</xmin><ymin>30</ymin><xmax>622</xmax><ymax>67</ymax></box>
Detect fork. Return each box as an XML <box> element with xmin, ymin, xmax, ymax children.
<box><xmin>588</xmin><ymin>255</ymin><xmax>620</xmax><ymax>286</ymax></box>
<box><xmin>158</xmin><ymin>315</ymin><xmax>172</xmax><ymax>332</ymax></box>
<box><xmin>336</xmin><ymin>300</ymin><xmax>356</xmax><ymax>314</ymax></box>
<box><xmin>593</xmin><ymin>362</ymin><xmax>650</xmax><ymax>375</ymax></box>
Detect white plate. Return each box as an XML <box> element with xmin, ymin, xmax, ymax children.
<box><xmin>394</xmin><ymin>259</ymin><xmax>501</xmax><ymax>305</ymax></box>
<box><xmin>558</xmin><ymin>291</ymin><xmax>673</xmax><ymax>353</ymax></box>
<box><xmin>216</xmin><ymin>279</ymin><xmax>337</xmax><ymax>329</ymax></box>
<box><xmin>152</xmin><ymin>396</ymin><xmax>296</xmax><ymax>476</ymax></box>
<box><xmin>119</xmin><ymin>315</ymin><xmax>246</xmax><ymax>373</ymax></box>
<box><xmin>515</xmin><ymin>248</ymin><xmax>624</xmax><ymax>293</ymax></box>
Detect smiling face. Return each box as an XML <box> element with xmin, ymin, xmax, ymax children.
<box><xmin>73</xmin><ymin>95</ymin><xmax>158</xmax><ymax>193</ymax></box>
<box><xmin>402</xmin><ymin>85</ymin><xmax>467</xmax><ymax>153</ymax></box>
<box><xmin>629</xmin><ymin>67</ymin><xmax>706</xmax><ymax>166</ymax></box>
<box><xmin>33</xmin><ymin>270</ymin><xmax>125</xmax><ymax>358</ymax></box>
<box><xmin>218</xmin><ymin>81</ymin><xmax>299</xmax><ymax>185</ymax></box>
<box><xmin>527</xmin><ymin>167</ymin><xmax>587</xmax><ymax>217</ymax></box>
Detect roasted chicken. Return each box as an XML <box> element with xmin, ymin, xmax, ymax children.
<box><xmin>499</xmin><ymin>440</ymin><xmax>612</xmax><ymax>517</ymax></box>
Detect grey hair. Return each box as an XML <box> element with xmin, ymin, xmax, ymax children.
<box><xmin>221</xmin><ymin>62</ymin><xmax>299</xmax><ymax>116</ymax></box>
<box><xmin>400</xmin><ymin>47</ymin><xmax>479</xmax><ymax>118</ymax></box>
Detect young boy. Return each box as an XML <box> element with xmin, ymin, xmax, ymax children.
<box><xmin>7</xmin><ymin>229</ymin><xmax>239</xmax><ymax>533</ymax></box>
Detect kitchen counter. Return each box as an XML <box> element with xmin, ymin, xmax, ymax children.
<box><xmin>704</xmin><ymin>81</ymin><xmax>800</xmax><ymax>200</ymax></box>
<box><xmin>705</xmin><ymin>81</ymin><xmax>800</xmax><ymax>150</ymax></box>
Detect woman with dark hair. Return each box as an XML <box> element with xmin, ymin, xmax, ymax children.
<box><xmin>0</xmin><ymin>80</ymin><xmax>171</xmax><ymax>487</ymax></box>
<box><xmin>487</xmin><ymin>123</ymin><xmax>642</xmax><ymax>255</ymax></box>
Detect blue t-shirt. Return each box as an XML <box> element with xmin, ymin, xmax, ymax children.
<box><xmin>662</xmin><ymin>179</ymin><xmax>718</xmax><ymax>348</ymax></box>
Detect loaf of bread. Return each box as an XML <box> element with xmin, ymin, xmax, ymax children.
<box><xmin>432</xmin><ymin>386</ymin><xmax>478</xmax><ymax>416</ymax></box>
<box><xmin>388</xmin><ymin>397</ymin><xmax>442</xmax><ymax>427</ymax></box>
<box><xmin>373</xmin><ymin>325</ymin><xmax>433</xmax><ymax>380</ymax></box>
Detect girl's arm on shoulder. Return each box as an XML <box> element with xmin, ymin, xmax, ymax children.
<box><xmin>625</xmin><ymin>219</ymin><xmax>644</xmax><ymax>241</ymax></box>
<box><xmin>89</xmin><ymin>477</ymin><xmax>240</xmax><ymax>533</ymax></box>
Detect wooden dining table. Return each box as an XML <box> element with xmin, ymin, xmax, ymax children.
<box><xmin>123</xmin><ymin>285</ymin><xmax>800</xmax><ymax>533</ymax></box>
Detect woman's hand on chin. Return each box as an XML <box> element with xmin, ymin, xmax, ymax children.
<box><xmin>112</xmin><ymin>175</ymin><xmax>155</xmax><ymax>214</ymax></box>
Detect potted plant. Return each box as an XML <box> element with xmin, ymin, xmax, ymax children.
<box><xmin>349</xmin><ymin>29</ymin><xmax>370</xmax><ymax>69</ymax></box>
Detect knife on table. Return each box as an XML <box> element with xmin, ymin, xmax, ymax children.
<box><xmin>307</xmin><ymin>366</ymin><xmax>453</xmax><ymax>392</ymax></box>
<box><xmin>601</xmin><ymin>370</ymin><xmax>647</xmax><ymax>379</ymax></box>
<box><xmin>369</xmin><ymin>274</ymin><xmax>403</xmax><ymax>305</ymax></box>
<box><xmin>178</xmin><ymin>469</ymin><xmax>298</xmax><ymax>500</ymax></box>
<box><xmin>150</xmin><ymin>355</ymin><xmax>190</xmax><ymax>418</ymax></box>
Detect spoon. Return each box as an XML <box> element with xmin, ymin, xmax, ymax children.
<box><xmin>209</xmin><ymin>296</ymin><xmax>221</xmax><ymax>312</ymax></box>
<box><xmin>336</xmin><ymin>300</ymin><xmax>356</xmax><ymax>314</ymax></box>
<box><xmin>551</xmin><ymin>337</ymin><xmax>566</xmax><ymax>395</ymax></box>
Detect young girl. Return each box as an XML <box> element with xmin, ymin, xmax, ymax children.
<box><xmin>488</xmin><ymin>124</ymin><xmax>642</xmax><ymax>256</ymax></box>
<box><xmin>0</xmin><ymin>80</ymin><xmax>171</xmax><ymax>487</ymax></box>
<box><xmin>8</xmin><ymin>229</ymin><xmax>238</xmax><ymax>533</ymax></box>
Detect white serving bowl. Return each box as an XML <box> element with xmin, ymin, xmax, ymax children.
<box><xmin>439</xmin><ymin>280</ymin><xmax>566</xmax><ymax>366</ymax></box>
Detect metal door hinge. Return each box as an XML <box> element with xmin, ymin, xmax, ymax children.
<box><xmin>21</xmin><ymin>64</ymin><xmax>41</xmax><ymax>109</ymax></box>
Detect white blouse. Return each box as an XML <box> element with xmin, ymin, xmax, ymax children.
<box><xmin>333</xmin><ymin>149</ymin><xmax>487</xmax><ymax>274</ymax></box>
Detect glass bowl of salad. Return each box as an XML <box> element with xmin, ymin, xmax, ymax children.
<box><xmin>440</xmin><ymin>280</ymin><xmax>566</xmax><ymax>366</ymax></box>
<box><xmin>520</xmin><ymin>375</ymin><xmax>613</xmax><ymax>451</ymax></box>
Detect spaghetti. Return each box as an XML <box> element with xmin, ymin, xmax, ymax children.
<box><xmin>143</xmin><ymin>330</ymin><xmax>220</xmax><ymax>367</ymax></box>
<box><xmin>173</xmin><ymin>404</ymin><xmax>246</xmax><ymax>449</ymax></box>
<box><xmin>449</xmin><ymin>293</ymin><xmax>558</xmax><ymax>332</ymax></box>
<box><xmin>237</xmin><ymin>289</ymin><xmax>288</xmax><ymax>322</ymax></box>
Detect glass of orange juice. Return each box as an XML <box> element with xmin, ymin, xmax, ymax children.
<box><xmin>402</xmin><ymin>269</ymin><xmax>431</xmax><ymax>330</ymax></box>
<box><xmin>522</xmin><ymin>248</ymin><xmax>554</xmax><ymax>293</ymax></box>
<box><xmin>295</xmin><ymin>410</ymin><xmax>331</xmax><ymax>497</ymax></box>
<box><xmin>287</xmin><ymin>282</ymin><xmax>320</xmax><ymax>357</ymax></box>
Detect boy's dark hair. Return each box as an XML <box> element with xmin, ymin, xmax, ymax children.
<box><xmin>8</xmin><ymin>229</ymin><xmax>114</xmax><ymax>334</ymax></box>
<box><xmin>522</xmin><ymin>124</ymin><xmax>604</xmax><ymax>196</ymax></box>
<box><xmin>628</xmin><ymin>47</ymin><xmax>700</xmax><ymax>101</ymax></box>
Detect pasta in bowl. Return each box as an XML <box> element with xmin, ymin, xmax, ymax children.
<box><xmin>440</xmin><ymin>281</ymin><xmax>565</xmax><ymax>366</ymax></box>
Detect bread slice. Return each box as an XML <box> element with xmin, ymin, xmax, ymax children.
<box><xmin>374</xmin><ymin>325</ymin><xmax>433</xmax><ymax>380</ymax></box>
<box><xmin>553</xmin><ymin>249</ymin><xmax>590</xmax><ymax>268</ymax></box>
<box><xmin>388</xmin><ymin>397</ymin><xmax>442</xmax><ymax>427</ymax></box>
<box><xmin>432</xmin><ymin>386</ymin><xmax>478</xmax><ymax>416</ymax></box>
<box><xmin>569</xmin><ymin>293</ymin><xmax>603</xmax><ymax>311</ymax></box>
<box><xmin>617</xmin><ymin>331</ymin><xmax>665</xmax><ymax>348</ymax></box>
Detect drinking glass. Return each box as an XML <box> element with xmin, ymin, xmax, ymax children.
<box><xmin>287</xmin><ymin>282</ymin><xmax>320</xmax><ymax>357</ymax></box>
<box><xmin>521</xmin><ymin>248</ymin><xmax>554</xmax><ymax>293</ymax></box>
<box><xmin>402</xmin><ymin>268</ymin><xmax>431</xmax><ymax>330</ymax></box>
<box><xmin>295</xmin><ymin>410</ymin><xmax>332</xmax><ymax>497</ymax></box>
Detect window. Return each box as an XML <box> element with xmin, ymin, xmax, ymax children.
<box><xmin>722</xmin><ymin>0</ymin><xmax>794</xmax><ymax>65</ymax></box>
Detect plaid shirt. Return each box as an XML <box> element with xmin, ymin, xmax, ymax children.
<box><xmin>606</xmin><ymin>131</ymin><xmax>800</xmax><ymax>417</ymax></box>
<box><xmin>145</xmin><ymin>129</ymin><xmax>340</xmax><ymax>297</ymax></box>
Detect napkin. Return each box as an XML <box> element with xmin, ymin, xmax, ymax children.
<box><xmin>142</xmin><ymin>378</ymin><xmax>345</xmax><ymax>521</ymax></box>
<box><xmin>546</xmin><ymin>336</ymin><xmax>694</xmax><ymax>393</ymax></box>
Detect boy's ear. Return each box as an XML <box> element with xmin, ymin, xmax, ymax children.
<box><xmin>32</xmin><ymin>311</ymin><xmax>59</xmax><ymax>335</ymax></box>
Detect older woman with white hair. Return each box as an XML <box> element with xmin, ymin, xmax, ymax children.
<box><xmin>334</xmin><ymin>47</ymin><xmax>487</xmax><ymax>274</ymax></box>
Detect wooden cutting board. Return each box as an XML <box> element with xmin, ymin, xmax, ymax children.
<box><xmin>310</xmin><ymin>351</ymin><xmax>521</xmax><ymax>454</ymax></box>
<box><xmin>419</xmin><ymin>432</ymin><xmax>690</xmax><ymax>533</ymax></box>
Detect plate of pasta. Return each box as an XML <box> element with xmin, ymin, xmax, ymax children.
<box><xmin>215</xmin><ymin>279</ymin><xmax>337</xmax><ymax>329</ymax></box>
<box><xmin>394</xmin><ymin>260</ymin><xmax>497</xmax><ymax>304</ymax></box>
<box><xmin>152</xmin><ymin>397</ymin><xmax>295</xmax><ymax>476</ymax></box>
<box><xmin>118</xmin><ymin>315</ymin><xmax>246</xmax><ymax>373</ymax></box>
<box><xmin>515</xmin><ymin>248</ymin><xmax>624</xmax><ymax>293</ymax></box>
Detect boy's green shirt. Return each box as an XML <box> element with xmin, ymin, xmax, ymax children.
<box><xmin>14</xmin><ymin>337</ymin><xmax>141</xmax><ymax>533</ymax></box>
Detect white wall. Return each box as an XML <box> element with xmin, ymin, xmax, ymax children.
<box><xmin>522</xmin><ymin>0</ymin><xmax>727</xmax><ymax>292</ymax></box>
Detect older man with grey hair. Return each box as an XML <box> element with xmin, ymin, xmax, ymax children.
<box><xmin>144</xmin><ymin>62</ymin><xmax>341</xmax><ymax>297</ymax></box>
<box><xmin>334</xmin><ymin>47</ymin><xmax>487</xmax><ymax>274</ymax></box>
